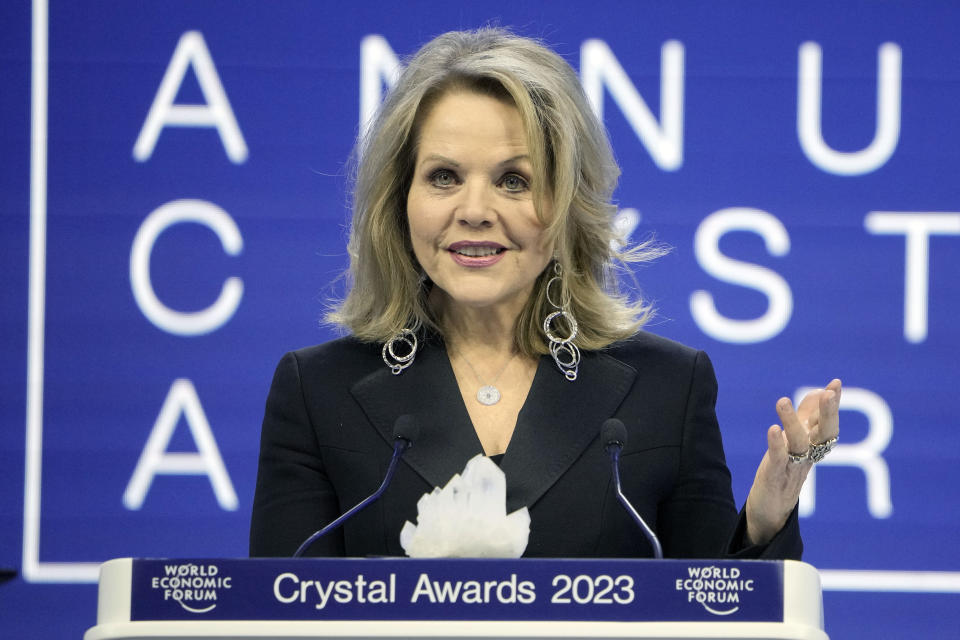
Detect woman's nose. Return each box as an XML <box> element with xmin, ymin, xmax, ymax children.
<box><xmin>456</xmin><ymin>180</ymin><xmax>494</xmax><ymax>227</ymax></box>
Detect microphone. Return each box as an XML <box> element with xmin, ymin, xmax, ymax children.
<box><xmin>293</xmin><ymin>415</ymin><xmax>419</xmax><ymax>557</ymax></box>
<box><xmin>601</xmin><ymin>418</ymin><xmax>663</xmax><ymax>559</ymax></box>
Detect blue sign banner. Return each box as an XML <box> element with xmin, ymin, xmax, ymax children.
<box><xmin>3</xmin><ymin>1</ymin><xmax>960</xmax><ymax>638</ymax></box>
<box><xmin>129</xmin><ymin>558</ymin><xmax>783</xmax><ymax>623</ymax></box>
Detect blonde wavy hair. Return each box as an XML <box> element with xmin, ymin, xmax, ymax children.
<box><xmin>328</xmin><ymin>27</ymin><xmax>664</xmax><ymax>357</ymax></box>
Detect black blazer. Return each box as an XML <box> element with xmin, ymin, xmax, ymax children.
<box><xmin>249</xmin><ymin>332</ymin><xmax>801</xmax><ymax>559</ymax></box>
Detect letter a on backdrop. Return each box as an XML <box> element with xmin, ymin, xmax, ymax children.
<box><xmin>132</xmin><ymin>31</ymin><xmax>248</xmax><ymax>163</ymax></box>
<box><xmin>124</xmin><ymin>378</ymin><xmax>238</xmax><ymax>511</ymax></box>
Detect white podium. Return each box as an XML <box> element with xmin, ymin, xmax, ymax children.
<box><xmin>85</xmin><ymin>557</ymin><xmax>827</xmax><ymax>639</ymax></box>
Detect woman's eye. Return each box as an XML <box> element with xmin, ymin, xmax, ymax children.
<box><xmin>429</xmin><ymin>169</ymin><xmax>456</xmax><ymax>187</ymax></box>
<box><xmin>500</xmin><ymin>173</ymin><xmax>529</xmax><ymax>192</ymax></box>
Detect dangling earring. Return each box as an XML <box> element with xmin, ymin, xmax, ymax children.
<box><xmin>543</xmin><ymin>261</ymin><xmax>580</xmax><ymax>381</ymax></box>
<box><xmin>382</xmin><ymin>329</ymin><xmax>418</xmax><ymax>375</ymax></box>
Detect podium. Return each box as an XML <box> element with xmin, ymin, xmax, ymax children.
<box><xmin>84</xmin><ymin>558</ymin><xmax>827</xmax><ymax>639</ymax></box>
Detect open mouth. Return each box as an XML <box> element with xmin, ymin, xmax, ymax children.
<box><xmin>451</xmin><ymin>246</ymin><xmax>506</xmax><ymax>257</ymax></box>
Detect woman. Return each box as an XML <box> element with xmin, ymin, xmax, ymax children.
<box><xmin>250</xmin><ymin>28</ymin><xmax>841</xmax><ymax>559</ymax></box>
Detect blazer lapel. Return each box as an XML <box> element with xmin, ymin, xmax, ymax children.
<box><xmin>500</xmin><ymin>350</ymin><xmax>637</xmax><ymax>512</ymax></box>
<box><xmin>350</xmin><ymin>339</ymin><xmax>638</xmax><ymax>513</ymax></box>
<box><xmin>350</xmin><ymin>338</ymin><xmax>484</xmax><ymax>489</ymax></box>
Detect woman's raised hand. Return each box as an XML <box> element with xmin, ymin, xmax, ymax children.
<box><xmin>745</xmin><ymin>379</ymin><xmax>842</xmax><ymax>545</ymax></box>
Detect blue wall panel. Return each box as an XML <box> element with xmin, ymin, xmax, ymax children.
<box><xmin>2</xmin><ymin>1</ymin><xmax>958</xmax><ymax>636</ymax></box>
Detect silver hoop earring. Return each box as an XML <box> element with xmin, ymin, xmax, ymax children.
<box><xmin>543</xmin><ymin>262</ymin><xmax>580</xmax><ymax>381</ymax></box>
<box><xmin>382</xmin><ymin>329</ymin><xmax>418</xmax><ymax>375</ymax></box>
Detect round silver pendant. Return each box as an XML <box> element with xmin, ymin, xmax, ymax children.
<box><xmin>477</xmin><ymin>385</ymin><xmax>501</xmax><ymax>406</ymax></box>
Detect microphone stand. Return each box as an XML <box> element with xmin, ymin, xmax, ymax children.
<box><xmin>293</xmin><ymin>436</ymin><xmax>411</xmax><ymax>558</ymax></box>
<box><xmin>603</xmin><ymin>419</ymin><xmax>664</xmax><ymax>559</ymax></box>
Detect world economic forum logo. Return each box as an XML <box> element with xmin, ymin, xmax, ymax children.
<box><xmin>149</xmin><ymin>563</ymin><xmax>233</xmax><ymax>613</ymax></box>
<box><xmin>675</xmin><ymin>565</ymin><xmax>755</xmax><ymax>616</ymax></box>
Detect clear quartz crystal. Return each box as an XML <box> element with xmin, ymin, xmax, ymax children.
<box><xmin>400</xmin><ymin>454</ymin><xmax>530</xmax><ymax>557</ymax></box>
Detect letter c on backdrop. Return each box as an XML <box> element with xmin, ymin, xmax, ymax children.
<box><xmin>130</xmin><ymin>199</ymin><xmax>244</xmax><ymax>336</ymax></box>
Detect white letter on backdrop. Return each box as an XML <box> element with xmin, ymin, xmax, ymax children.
<box><xmin>865</xmin><ymin>211</ymin><xmax>960</xmax><ymax>343</ymax></box>
<box><xmin>690</xmin><ymin>208</ymin><xmax>792</xmax><ymax>343</ymax></box>
<box><xmin>581</xmin><ymin>39</ymin><xmax>684</xmax><ymax>171</ymax></box>
<box><xmin>359</xmin><ymin>35</ymin><xmax>401</xmax><ymax>140</ymax></box>
<box><xmin>612</xmin><ymin>208</ymin><xmax>641</xmax><ymax>250</ymax></box>
<box><xmin>133</xmin><ymin>30</ymin><xmax>248</xmax><ymax>163</ymax></box>
<box><xmin>798</xmin><ymin>42</ymin><xmax>901</xmax><ymax>175</ymax></box>
<box><xmin>130</xmin><ymin>199</ymin><xmax>244</xmax><ymax>336</ymax></box>
<box><xmin>124</xmin><ymin>378</ymin><xmax>238</xmax><ymax>510</ymax></box>
<box><xmin>796</xmin><ymin>386</ymin><xmax>893</xmax><ymax>519</ymax></box>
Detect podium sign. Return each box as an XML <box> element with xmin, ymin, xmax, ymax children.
<box><xmin>130</xmin><ymin>558</ymin><xmax>781</xmax><ymax>622</ymax></box>
<box><xmin>86</xmin><ymin>558</ymin><xmax>827</xmax><ymax>639</ymax></box>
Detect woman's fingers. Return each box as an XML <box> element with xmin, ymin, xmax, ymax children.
<box><xmin>795</xmin><ymin>391</ymin><xmax>821</xmax><ymax>430</ymax></box>
<box><xmin>809</xmin><ymin>379</ymin><xmax>842</xmax><ymax>444</ymax></box>
<box><xmin>785</xmin><ymin>379</ymin><xmax>843</xmax><ymax>445</ymax></box>
<box><xmin>766</xmin><ymin>424</ymin><xmax>785</xmax><ymax>461</ymax></box>
<box><xmin>776</xmin><ymin>397</ymin><xmax>810</xmax><ymax>459</ymax></box>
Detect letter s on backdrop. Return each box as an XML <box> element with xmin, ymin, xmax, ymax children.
<box><xmin>690</xmin><ymin>207</ymin><xmax>793</xmax><ymax>343</ymax></box>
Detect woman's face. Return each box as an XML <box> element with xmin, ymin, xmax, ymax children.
<box><xmin>406</xmin><ymin>90</ymin><xmax>554</xmax><ymax>319</ymax></box>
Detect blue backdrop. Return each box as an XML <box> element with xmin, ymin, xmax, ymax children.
<box><xmin>2</xmin><ymin>1</ymin><xmax>959</xmax><ymax>637</ymax></box>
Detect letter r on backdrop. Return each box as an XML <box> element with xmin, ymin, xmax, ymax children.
<box><xmin>796</xmin><ymin>386</ymin><xmax>893</xmax><ymax>518</ymax></box>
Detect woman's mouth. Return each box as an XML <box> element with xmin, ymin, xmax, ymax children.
<box><xmin>448</xmin><ymin>242</ymin><xmax>507</xmax><ymax>266</ymax></box>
